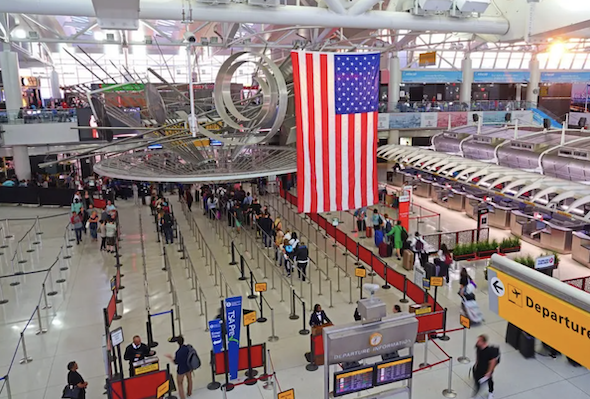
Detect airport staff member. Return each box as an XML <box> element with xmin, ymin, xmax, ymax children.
<box><xmin>309</xmin><ymin>304</ymin><xmax>332</xmax><ymax>327</ymax></box>
<box><xmin>123</xmin><ymin>335</ymin><xmax>155</xmax><ymax>376</ymax></box>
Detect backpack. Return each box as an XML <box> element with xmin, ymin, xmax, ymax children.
<box><xmin>401</xmin><ymin>228</ymin><xmax>409</xmax><ymax>243</ymax></box>
<box><xmin>385</xmin><ymin>221</ymin><xmax>392</xmax><ymax>234</ymax></box>
<box><xmin>186</xmin><ymin>344</ymin><xmax>201</xmax><ymax>371</ymax></box>
<box><xmin>415</xmin><ymin>239</ymin><xmax>424</xmax><ymax>252</ymax></box>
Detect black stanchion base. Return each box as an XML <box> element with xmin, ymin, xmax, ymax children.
<box><xmin>149</xmin><ymin>342</ymin><xmax>159</xmax><ymax>348</ymax></box>
<box><xmin>47</xmin><ymin>291</ymin><xmax>57</xmax><ymax>296</ymax></box>
<box><xmin>63</xmin><ymin>255</ymin><xmax>71</xmax><ymax>260</ymax></box>
<box><xmin>289</xmin><ymin>314</ymin><xmax>300</xmax><ymax>320</ymax></box>
<box><xmin>68</xmin><ymin>239</ymin><xmax>76</xmax><ymax>242</ymax></box>
<box><xmin>382</xmin><ymin>284</ymin><xmax>391</xmax><ymax>289</ymax></box>
<box><xmin>0</xmin><ymin>299</ymin><xmax>8</xmax><ymax>304</ymax></box>
<box><xmin>368</xmin><ymin>272</ymin><xmax>376</xmax><ymax>276</ymax></box>
<box><xmin>56</xmin><ymin>279</ymin><xmax>66</xmax><ymax>283</ymax></box>
<box><xmin>239</xmin><ymin>276</ymin><xmax>247</xmax><ymax>281</ymax></box>
<box><xmin>33</xmin><ymin>241</ymin><xmax>40</xmax><ymax>245</ymax></box>
<box><xmin>119</xmin><ymin>286</ymin><xmax>126</xmax><ymax>290</ymax></box>
<box><xmin>18</xmin><ymin>260</ymin><xmax>27</xmax><ymax>265</ymax></box>
<box><xmin>113</xmin><ymin>315</ymin><xmax>122</xmax><ymax>321</ymax></box>
<box><xmin>299</xmin><ymin>329</ymin><xmax>310</xmax><ymax>335</ymax></box>
<box><xmin>229</xmin><ymin>261</ymin><xmax>237</xmax><ymax>265</ymax></box>
<box><xmin>5</xmin><ymin>235</ymin><xmax>13</xmax><ymax>239</ymax></box>
<box><xmin>37</xmin><ymin>232</ymin><xmax>44</xmax><ymax>235</ymax></box>
<box><xmin>248</xmin><ymin>294</ymin><xmax>257</xmax><ymax>299</ymax></box>
<box><xmin>26</xmin><ymin>249</ymin><xmax>35</xmax><ymax>253</ymax></box>
<box><xmin>245</xmin><ymin>378</ymin><xmax>257</xmax><ymax>386</ymax></box>
<box><xmin>354</xmin><ymin>261</ymin><xmax>361</xmax><ymax>266</ymax></box>
<box><xmin>223</xmin><ymin>383</ymin><xmax>235</xmax><ymax>392</ymax></box>
<box><xmin>438</xmin><ymin>335</ymin><xmax>451</xmax><ymax>342</ymax></box>
<box><xmin>259</xmin><ymin>373</ymin><xmax>270</xmax><ymax>381</ymax></box>
<box><xmin>60</xmin><ymin>267</ymin><xmax>69</xmax><ymax>271</ymax></box>
<box><xmin>116</xmin><ymin>299</ymin><xmax>122</xmax><ymax>304</ymax></box>
<box><xmin>257</xmin><ymin>317</ymin><xmax>267</xmax><ymax>323</ymax></box>
<box><xmin>9</xmin><ymin>281</ymin><xmax>20</xmax><ymax>287</ymax></box>
<box><xmin>180</xmin><ymin>256</ymin><xmax>185</xmax><ymax>260</ymax></box>
<box><xmin>207</xmin><ymin>382</ymin><xmax>221</xmax><ymax>391</ymax></box>
<box><xmin>66</xmin><ymin>245</ymin><xmax>73</xmax><ymax>249</ymax></box>
<box><xmin>0</xmin><ymin>245</ymin><xmax>8</xmax><ymax>249</ymax></box>
<box><xmin>245</xmin><ymin>369</ymin><xmax>258</xmax><ymax>378</ymax></box>
<box><xmin>306</xmin><ymin>363</ymin><xmax>319</xmax><ymax>372</ymax></box>
<box><xmin>168</xmin><ymin>336</ymin><xmax>178</xmax><ymax>343</ymax></box>
<box><xmin>399</xmin><ymin>298</ymin><xmax>409</xmax><ymax>303</ymax></box>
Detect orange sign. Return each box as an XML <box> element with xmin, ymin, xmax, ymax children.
<box><xmin>244</xmin><ymin>311</ymin><xmax>257</xmax><ymax>326</ymax></box>
<box><xmin>278</xmin><ymin>389</ymin><xmax>295</xmax><ymax>399</ymax></box>
<box><xmin>255</xmin><ymin>282</ymin><xmax>267</xmax><ymax>292</ymax></box>
<box><xmin>460</xmin><ymin>314</ymin><xmax>471</xmax><ymax>329</ymax></box>
<box><xmin>355</xmin><ymin>267</ymin><xmax>367</xmax><ymax>278</ymax></box>
<box><xmin>419</xmin><ymin>52</ymin><xmax>436</xmax><ymax>66</ymax></box>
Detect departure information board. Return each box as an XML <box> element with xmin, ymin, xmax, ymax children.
<box><xmin>374</xmin><ymin>356</ymin><xmax>413</xmax><ymax>386</ymax></box>
<box><xmin>333</xmin><ymin>366</ymin><xmax>374</xmax><ymax>397</ymax></box>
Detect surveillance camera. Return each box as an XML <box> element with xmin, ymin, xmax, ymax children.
<box><xmin>183</xmin><ymin>31</ymin><xmax>196</xmax><ymax>43</ymax></box>
<box><xmin>363</xmin><ymin>283</ymin><xmax>380</xmax><ymax>296</ymax></box>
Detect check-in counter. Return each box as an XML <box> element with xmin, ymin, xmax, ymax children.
<box><xmin>388</xmin><ymin>170</ymin><xmax>407</xmax><ymax>187</ymax></box>
<box><xmin>572</xmin><ymin>231</ymin><xmax>590</xmax><ymax>268</ymax></box>
<box><xmin>414</xmin><ymin>177</ymin><xmax>433</xmax><ymax>198</ymax></box>
<box><xmin>488</xmin><ymin>201</ymin><xmax>517</xmax><ymax>230</ymax></box>
<box><xmin>448</xmin><ymin>188</ymin><xmax>465</xmax><ymax>212</ymax></box>
<box><xmin>510</xmin><ymin>211</ymin><xmax>582</xmax><ymax>254</ymax></box>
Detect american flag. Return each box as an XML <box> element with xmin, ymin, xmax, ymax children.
<box><xmin>291</xmin><ymin>51</ymin><xmax>380</xmax><ymax>214</ymax></box>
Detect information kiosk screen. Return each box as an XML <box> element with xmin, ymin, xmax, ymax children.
<box><xmin>333</xmin><ymin>365</ymin><xmax>374</xmax><ymax>397</ymax></box>
<box><xmin>374</xmin><ymin>356</ymin><xmax>413</xmax><ymax>386</ymax></box>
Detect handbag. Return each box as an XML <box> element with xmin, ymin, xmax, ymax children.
<box><xmin>85</xmin><ymin>221</ymin><xmax>90</xmax><ymax>229</ymax></box>
<box><xmin>62</xmin><ymin>385</ymin><xmax>80</xmax><ymax>398</ymax></box>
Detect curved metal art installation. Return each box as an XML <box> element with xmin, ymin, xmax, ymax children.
<box><xmin>50</xmin><ymin>48</ymin><xmax>295</xmax><ymax>182</ymax></box>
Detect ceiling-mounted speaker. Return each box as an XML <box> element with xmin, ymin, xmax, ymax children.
<box><xmin>543</xmin><ymin>118</ymin><xmax>551</xmax><ymax>129</ymax></box>
<box><xmin>472</xmin><ymin>113</ymin><xmax>479</xmax><ymax>122</ymax></box>
<box><xmin>578</xmin><ymin>117</ymin><xmax>587</xmax><ymax>128</ymax></box>
<box><xmin>505</xmin><ymin>113</ymin><xmax>511</xmax><ymax>122</ymax></box>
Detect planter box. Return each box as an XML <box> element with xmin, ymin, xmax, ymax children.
<box><xmin>477</xmin><ymin>249</ymin><xmax>498</xmax><ymax>258</ymax></box>
<box><xmin>453</xmin><ymin>253</ymin><xmax>476</xmax><ymax>262</ymax></box>
<box><xmin>499</xmin><ymin>246</ymin><xmax>521</xmax><ymax>254</ymax></box>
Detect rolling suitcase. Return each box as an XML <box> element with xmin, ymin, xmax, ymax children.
<box><xmin>379</xmin><ymin>242</ymin><xmax>389</xmax><ymax>258</ymax></box>
<box><xmin>366</xmin><ymin>226</ymin><xmax>373</xmax><ymax>238</ymax></box>
<box><xmin>402</xmin><ymin>249</ymin><xmax>414</xmax><ymax>271</ymax></box>
<box><xmin>374</xmin><ymin>229</ymin><xmax>384</xmax><ymax>247</ymax></box>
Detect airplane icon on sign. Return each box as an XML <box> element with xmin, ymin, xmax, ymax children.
<box><xmin>512</xmin><ymin>289</ymin><xmax>521</xmax><ymax>298</ymax></box>
<box><xmin>508</xmin><ymin>284</ymin><xmax>522</xmax><ymax>307</ymax></box>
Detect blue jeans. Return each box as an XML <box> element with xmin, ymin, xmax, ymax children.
<box><xmin>163</xmin><ymin>227</ymin><xmax>174</xmax><ymax>244</ymax></box>
<box><xmin>90</xmin><ymin>223</ymin><xmax>98</xmax><ymax>239</ymax></box>
<box><xmin>75</xmin><ymin>228</ymin><xmax>83</xmax><ymax>243</ymax></box>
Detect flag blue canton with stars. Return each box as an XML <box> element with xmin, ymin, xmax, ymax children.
<box><xmin>334</xmin><ymin>53</ymin><xmax>380</xmax><ymax>115</ymax></box>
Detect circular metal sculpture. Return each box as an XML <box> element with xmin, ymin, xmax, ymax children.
<box><xmin>145</xmin><ymin>83</ymin><xmax>167</xmax><ymax>125</ymax></box>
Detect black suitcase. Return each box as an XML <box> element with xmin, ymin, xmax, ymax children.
<box><xmin>505</xmin><ymin>322</ymin><xmax>521</xmax><ymax>350</ymax></box>
<box><xmin>518</xmin><ymin>331</ymin><xmax>535</xmax><ymax>359</ymax></box>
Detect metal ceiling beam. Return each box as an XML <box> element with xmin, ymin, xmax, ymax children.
<box><xmin>0</xmin><ymin>1</ymin><xmax>510</xmax><ymax>35</ymax></box>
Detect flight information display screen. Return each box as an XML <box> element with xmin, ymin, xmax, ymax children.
<box><xmin>374</xmin><ymin>356</ymin><xmax>413</xmax><ymax>386</ymax></box>
<box><xmin>333</xmin><ymin>366</ymin><xmax>374</xmax><ymax>397</ymax></box>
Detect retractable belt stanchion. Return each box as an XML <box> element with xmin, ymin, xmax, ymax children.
<box><xmin>382</xmin><ymin>264</ymin><xmax>391</xmax><ymax>289</ymax></box>
<box><xmin>239</xmin><ymin>255</ymin><xmax>247</xmax><ymax>281</ymax></box>
<box><xmin>442</xmin><ymin>356</ymin><xmax>457</xmax><ymax>398</ymax></box>
<box><xmin>19</xmin><ymin>331</ymin><xmax>32</xmax><ymax>364</ymax></box>
<box><xmin>207</xmin><ymin>350</ymin><xmax>221</xmax><ymax>390</ymax></box>
<box><xmin>439</xmin><ymin>308</ymin><xmax>450</xmax><ymax>341</ymax></box>
<box><xmin>458</xmin><ymin>326</ymin><xmax>470</xmax><ymax>364</ymax></box>
<box><xmin>299</xmin><ymin>301</ymin><xmax>309</xmax><ymax>335</ymax></box>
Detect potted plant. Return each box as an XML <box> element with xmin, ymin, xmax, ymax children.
<box><xmin>476</xmin><ymin>239</ymin><xmax>499</xmax><ymax>258</ymax></box>
<box><xmin>452</xmin><ymin>242</ymin><xmax>477</xmax><ymax>261</ymax></box>
<box><xmin>514</xmin><ymin>255</ymin><xmax>535</xmax><ymax>268</ymax></box>
<box><xmin>499</xmin><ymin>236</ymin><xmax>521</xmax><ymax>254</ymax></box>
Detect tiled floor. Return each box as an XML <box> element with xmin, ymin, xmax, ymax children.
<box><xmin>0</xmin><ymin>177</ymin><xmax>588</xmax><ymax>399</ymax></box>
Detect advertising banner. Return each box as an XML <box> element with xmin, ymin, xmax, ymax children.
<box><xmin>399</xmin><ymin>185</ymin><xmax>412</xmax><ymax>230</ymax></box>
<box><xmin>208</xmin><ymin>319</ymin><xmax>223</xmax><ymax>354</ymax></box>
<box><xmin>224</xmin><ymin>296</ymin><xmax>243</xmax><ymax>380</ymax></box>
<box><xmin>377</xmin><ymin>113</ymin><xmax>390</xmax><ymax>130</ymax></box>
<box><xmin>401</xmin><ymin>70</ymin><xmax>462</xmax><ymax>83</ymax></box>
<box><xmin>541</xmin><ymin>71</ymin><xmax>590</xmax><ymax>83</ymax></box>
<box><xmin>473</xmin><ymin>71</ymin><xmax>530</xmax><ymax>83</ymax></box>
<box><xmin>420</xmin><ymin>113</ymin><xmax>438</xmax><ymax>128</ymax></box>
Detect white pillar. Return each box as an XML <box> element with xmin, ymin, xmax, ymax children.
<box><xmin>0</xmin><ymin>50</ymin><xmax>22</xmax><ymax>121</ymax></box>
<box><xmin>460</xmin><ymin>55</ymin><xmax>473</xmax><ymax>105</ymax></box>
<box><xmin>527</xmin><ymin>57</ymin><xmax>540</xmax><ymax>106</ymax></box>
<box><xmin>50</xmin><ymin>69</ymin><xmax>61</xmax><ymax>99</ymax></box>
<box><xmin>12</xmin><ymin>145</ymin><xmax>31</xmax><ymax>181</ymax></box>
<box><xmin>388</xmin><ymin>130</ymin><xmax>399</xmax><ymax>145</ymax></box>
<box><xmin>388</xmin><ymin>55</ymin><xmax>401</xmax><ymax>112</ymax></box>
<box><xmin>515</xmin><ymin>83</ymin><xmax>522</xmax><ymax>102</ymax></box>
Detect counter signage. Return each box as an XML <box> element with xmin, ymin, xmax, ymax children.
<box><xmin>487</xmin><ymin>267</ymin><xmax>590</xmax><ymax>369</ymax></box>
<box><xmin>355</xmin><ymin>267</ymin><xmax>367</xmax><ymax>278</ymax></box>
<box><xmin>110</xmin><ymin>327</ymin><xmax>124</xmax><ymax>347</ymax></box>
<box><xmin>535</xmin><ymin>255</ymin><xmax>555</xmax><ymax>270</ymax></box>
<box><xmin>244</xmin><ymin>310</ymin><xmax>257</xmax><ymax>327</ymax></box>
<box><xmin>255</xmin><ymin>282</ymin><xmax>267</xmax><ymax>292</ymax></box>
<box><xmin>430</xmin><ymin>277</ymin><xmax>443</xmax><ymax>287</ymax></box>
<box><xmin>460</xmin><ymin>314</ymin><xmax>471</xmax><ymax>329</ymax></box>
<box><xmin>156</xmin><ymin>380</ymin><xmax>169</xmax><ymax>398</ymax></box>
<box><xmin>208</xmin><ymin>319</ymin><xmax>223</xmax><ymax>354</ymax></box>
<box><xmin>415</xmin><ymin>306</ymin><xmax>432</xmax><ymax>315</ymax></box>
<box><xmin>135</xmin><ymin>362</ymin><xmax>159</xmax><ymax>375</ymax></box>
<box><xmin>278</xmin><ymin>388</ymin><xmax>295</xmax><ymax>399</ymax></box>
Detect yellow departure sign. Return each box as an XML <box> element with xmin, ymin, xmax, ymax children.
<box><xmin>488</xmin><ymin>267</ymin><xmax>590</xmax><ymax>369</ymax></box>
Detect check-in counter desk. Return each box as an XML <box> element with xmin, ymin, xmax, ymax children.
<box><xmin>432</xmin><ymin>186</ymin><xmax>465</xmax><ymax>211</ymax></box>
<box><xmin>489</xmin><ymin>200</ymin><xmax>518</xmax><ymax>230</ymax></box>
<box><xmin>448</xmin><ymin>188</ymin><xmax>466</xmax><ymax>212</ymax></box>
<box><xmin>510</xmin><ymin>211</ymin><xmax>583</xmax><ymax>254</ymax></box>
<box><xmin>133</xmin><ymin>356</ymin><xmax>160</xmax><ymax>376</ymax></box>
<box><xmin>572</xmin><ymin>231</ymin><xmax>590</xmax><ymax>268</ymax></box>
<box><xmin>414</xmin><ymin>177</ymin><xmax>433</xmax><ymax>198</ymax></box>
<box><xmin>388</xmin><ymin>170</ymin><xmax>406</xmax><ymax>187</ymax></box>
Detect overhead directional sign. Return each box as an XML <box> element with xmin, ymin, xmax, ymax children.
<box><xmin>488</xmin><ymin>264</ymin><xmax>590</xmax><ymax>369</ymax></box>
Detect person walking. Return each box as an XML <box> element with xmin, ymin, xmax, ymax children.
<box><xmin>185</xmin><ymin>189</ymin><xmax>194</xmax><ymax>212</ymax></box>
<box><xmin>165</xmin><ymin>336</ymin><xmax>193</xmax><ymax>399</ymax></box>
<box><xmin>66</xmin><ymin>361</ymin><xmax>87</xmax><ymax>399</ymax></box>
<box><xmin>354</xmin><ymin>207</ymin><xmax>367</xmax><ymax>238</ymax></box>
<box><xmin>258</xmin><ymin>212</ymin><xmax>273</xmax><ymax>248</ymax></box>
<box><xmin>88</xmin><ymin>210</ymin><xmax>99</xmax><ymax>242</ymax></box>
<box><xmin>294</xmin><ymin>241</ymin><xmax>309</xmax><ymax>281</ymax></box>
<box><xmin>161</xmin><ymin>211</ymin><xmax>174</xmax><ymax>244</ymax></box>
<box><xmin>98</xmin><ymin>220</ymin><xmax>107</xmax><ymax>251</ymax></box>
<box><xmin>472</xmin><ymin>334</ymin><xmax>500</xmax><ymax>399</ymax></box>
<box><xmin>70</xmin><ymin>211</ymin><xmax>84</xmax><ymax>245</ymax></box>
<box><xmin>391</xmin><ymin>221</ymin><xmax>407</xmax><ymax>260</ymax></box>
<box><xmin>207</xmin><ymin>195</ymin><xmax>218</xmax><ymax>220</ymax></box>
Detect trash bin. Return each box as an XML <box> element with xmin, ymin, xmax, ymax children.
<box><xmin>518</xmin><ymin>331</ymin><xmax>535</xmax><ymax>359</ymax></box>
<box><xmin>505</xmin><ymin>322</ymin><xmax>521</xmax><ymax>350</ymax></box>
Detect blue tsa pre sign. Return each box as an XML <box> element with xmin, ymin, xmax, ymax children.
<box><xmin>224</xmin><ymin>296</ymin><xmax>243</xmax><ymax>380</ymax></box>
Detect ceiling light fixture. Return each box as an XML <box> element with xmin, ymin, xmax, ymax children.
<box><xmin>94</xmin><ymin>31</ymin><xmax>105</xmax><ymax>41</ymax></box>
<box><xmin>13</xmin><ymin>28</ymin><xmax>26</xmax><ymax>39</ymax></box>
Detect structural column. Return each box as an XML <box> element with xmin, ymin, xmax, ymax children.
<box><xmin>12</xmin><ymin>145</ymin><xmax>31</xmax><ymax>181</ymax></box>
<box><xmin>50</xmin><ymin>68</ymin><xmax>61</xmax><ymax>99</ymax></box>
<box><xmin>515</xmin><ymin>83</ymin><xmax>522</xmax><ymax>102</ymax></box>
<box><xmin>459</xmin><ymin>55</ymin><xmax>473</xmax><ymax>105</ymax></box>
<box><xmin>387</xmin><ymin>130</ymin><xmax>399</xmax><ymax>145</ymax></box>
<box><xmin>527</xmin><ymin>57</ymin><xmax>540</xmax><ymax>106</ymax></box>
<box><xmin>388</xmin><ymin>55</ymin><xmax>401</xmax><ymax>112</ymax></box>
<box><xmin>0</xmin><ymin>50</ymin><xmax>22</xmax><ymax>122</ymax></box>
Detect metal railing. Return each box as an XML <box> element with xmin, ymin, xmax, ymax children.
<box><xmin>0</xmin><ymin>108</ymin><xmax>76</xmax><ymax>124</ymax></box>
<box><xmin>564</xmin><ymin>275</ymin><xmax>590</xmax><ymax>294</ymax></box>
<box><xmin>385</xmin><ymin>100</ymin><xmax>535</xmax><ymax>113</ymax></box>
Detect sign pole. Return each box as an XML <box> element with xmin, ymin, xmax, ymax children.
<box><xmin>220</xmin><ymin>300</ymin><xmax>234</xmax><ymax>392</ymax></box>
<box><xmin>244</xmin><ymin>322</ymin><xmax>258</xmax><ymax>384</ymax></box>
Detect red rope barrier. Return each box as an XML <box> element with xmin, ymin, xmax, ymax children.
<box><xmin>267</xmin><ymin>350</ymin><xmax>282</xmax><ymax>392</ymax></box>
<box><xmin>413</xmin><ymin>358</ymin><xmax>450</xmax><ymax>373</ymax></box>
<box><xmin>430</xmin><ymin>338</ymin><xmax>451</xmax><ymax>359</ymax></box>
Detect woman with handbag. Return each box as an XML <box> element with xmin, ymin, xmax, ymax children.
<box><xmin>65</xmin><ymin>361</ymin><xmax>87</xmax><ymax>398</ymax></box>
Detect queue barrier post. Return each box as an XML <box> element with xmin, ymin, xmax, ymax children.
<box><xmin>229</xmin><ymin>242</ymin><xmax>237</xmax><ymax>265</ymax></box>
<box><xmin>35</xmin><ymin>306</ymin><xmax>47</xmax><ymax>335</ymax></box>
<box><xmin>458</xmin><ymin>327</ymin><xmax>470</xmax><ymax>364</ymax></box>
<box><xmin>207</xmin><ymin>350</ymin><xmax>221</xmax><ymax>390</ymax></box>
<box><xmin>19</xmin><ymin>331</ymin><xmax>32</xmax><ymax>364</ymax></box>
<box><xmin>299</xmin><ymin>301</ymin><xmax>309</xmax><ymax>335</ymax></box>
<box><xmin>289</xmin><ymin>289</ymin><xmax>299</xmax><ymax>320</ymax></box>
<box><xmin>168</xmin><ymin>309</ymin><xmax>177</xmax><ymax>342</ymax></box>
<box><xmin>442</xmin><ymin>357</ymin><xmax>457</xmax><ymax>398</ymax></box>
<box><xmin>268</xmin><ymin>308</ymin><xmax>278</xmax><ymax>342</ymax></box>
<box><xmin>147</xmin><ymin>313</ymin><xmax>159</xmax><ymax>348</ymax></box>
<box><xmin>239</xmin><ymin>255</ymin><xmax>247</xmax><ymax>281</ymax></box>
<box><xmin>248</xmin><ymin>272</ymin><xmax>257</xmax><ymax>299</ymax></box>
<box><xmin>0</xmin><ymin>279</ymin><xmax>8</xmax><ymax>304</ymax></box>
<box><xmin>400</xmin><ymin>275</ymin><xmax>409</xmax><ymax>303</ymax></box>
<box><xmin>165</xmin><ymin>363</ymin><xmax>178</xmax><ymax>399</ymax></box>
<box><xmin>4</xmin><ymin>374</ymin><xmax>12</xmax><ymax>399</ymax></box>
<box><xmin>382</xmin><ymin>264</ymin><xmax>391</xmax><ymax>290</ymax></box>
<box><xmin>439</xmin><ymin>308</ymin><xmax>450</xmax><ymax>341</ymax></box>
<box><xmin>419</xmin><ymin>332</ymin><xmax>430</xmax><ymax>368</ymax></box>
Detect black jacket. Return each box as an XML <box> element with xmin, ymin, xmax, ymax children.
<box><xmin>294</xmin><ymin>245</ymin><xmax>309</xmax><ymax>263</ymax></box>
<box><xmin>309</xmin><ymin>310</ymin><xmax>331</xmax><ymax>327</ymax></box>
<box><xmin>124</xmin><ymin>343</ymin><xmax>151</xmax><ymax>364</ymax></box>
<box><xmin>258</xmin><ymin>216</ymin><xmax>273</xmax><ymax>233</ymax></box>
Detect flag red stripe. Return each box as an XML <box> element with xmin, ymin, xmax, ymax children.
<box><xmin>335</xmin><ymin>114</ymin><xmax>342</xmax><ymax>211</ymax></box>
<box><xmin>306</xmin><ymin>53</ymin><xmax>318</xmax><ymax>214</ymax></box>
<box><xmin>372</xmin><ymin>112</ymin><xmax>379</xmax><ymax>202</ymax></box>
<box><xmin>292</xmin><ymin>52</ymin><xmax>305</xmax><ymax>213</ymax></box>
<box><xmin>320</xmin><ymin>54</ymin><xmax>330</xmax><ymax>212</ymax></box>
<box><xmin>348</xmin><ymin>113</ymin><xmax>355</xmax><ymax>209</ymax></box>
<box><xmin>360</xmin><ymin>112</ymin><xmax>368</xmax><ymax>208</ymax></box>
